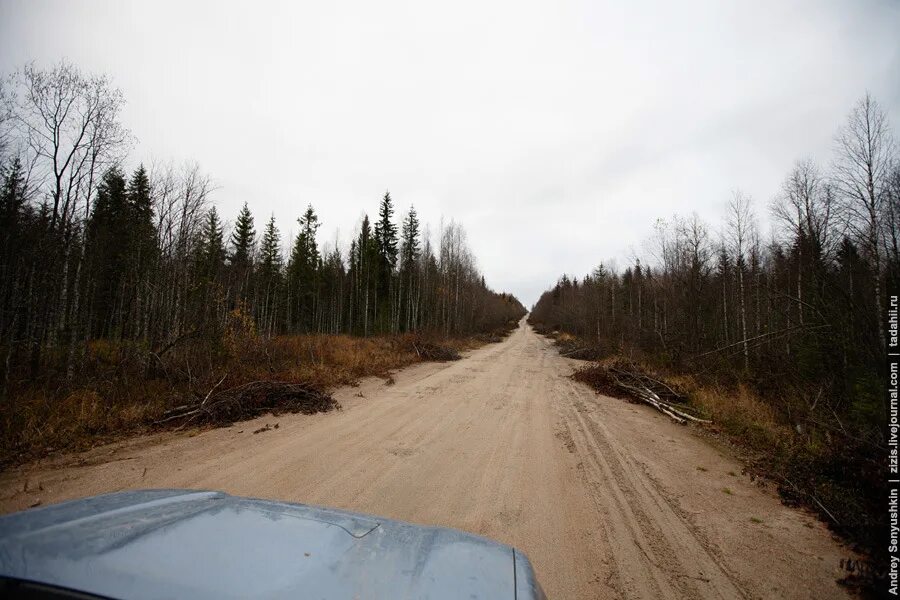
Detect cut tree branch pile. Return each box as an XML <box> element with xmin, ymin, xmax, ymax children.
<box><xmin>573</xmin><ymin>361</ymin><xmax>711</xmax><ymax>425</ymax></box>
<box><xmin>412</xmin><ymin>341</ymin><xmax>461</xmax><ymax>362</ymax></box>
<box><xmin>155</xmin><ymin>380</ymin><xmax>339</xmax><ymax>429</ymax></box>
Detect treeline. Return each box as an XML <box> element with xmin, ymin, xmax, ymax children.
<box><xmin>530</xmin><ymin>93</ymin><xmax>896</xmax><ymax>556</ymax></box>
<box><xmin>0</xmin><ymin>62</ymin><xmax>525</xmax><ymax>385</ymax></box>
<box><xmin>533</xmin><ymin>93</ymin><xmax>895</xmax><ymax>438</ymax></box>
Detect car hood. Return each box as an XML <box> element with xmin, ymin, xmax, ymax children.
<box><xmin>0</xmin><ymin>490</ymin><xmax>543</xmax><ymax>600</ymax></box>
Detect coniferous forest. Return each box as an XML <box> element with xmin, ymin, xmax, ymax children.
<box><xmin>0</xmin><ymin>62</ymin><xmax>525</xmax><ymax>459</ymax></box>
<box><xmin>530</xmin><ymin>93</ymin><xmax>897</xmax><ymax>556</ymax></box>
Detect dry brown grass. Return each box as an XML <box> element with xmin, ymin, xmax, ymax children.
<box><xmin>0</xmin><ymin>332</ymin><xmax>484</xmax><ymax>467</ymax></box>
<box><xmin>252</xmin><ymin>333</ymin><xmax>478</xmax><ymax>387</ymax></box>
<box><xmin>571</xmin><ymin>354</ymin><xmax>795</xmax><ymax>456</ymax></box>
<box><xmin>555</xmin><ymin>332</ymin><xmax>577</xmax><ymax>344</ymax></box>
<box><xmin>665</xmin><ymin>375</ymin><xmax>794</xmax><ymax>452</ymax></box>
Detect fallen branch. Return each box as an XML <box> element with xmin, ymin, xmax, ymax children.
<box><xmin>411</xmin><ymin>340</ymin><xmax>461</xmax><ymax>361</ymax></box>
<box><xmin>689</xmin><ymin>324</ymin><xmax>830</xmax><ymax>361</ymax></box>
<box><xmin>200</xmin><ymin>374</ymin><xmax>228</xmax><ymax>408</ymax></box>
<box><xmin>613</xmin><ymin>376</ymin><xmax>688</xmax><ymax>424</ymax></box>
<box><xmin>782</xmin><ymin>475</ymin><xmax>840</xmax><ymax>526</ymax></box>
<box><xmin>154</xmin><ymin>380</ymin><xmax>338</xmax><ymax>429</ymax></box>
<box><xmin>560</xmin><ymin>347</ymin><xmax>586</xmax><ymax>357</ymax></box>
<box><xmin>574</xmin><ymin>361</ymin><xmax>711</xmax><ymax>425</ymax></box>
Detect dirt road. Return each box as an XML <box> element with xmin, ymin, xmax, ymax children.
<box><xmin>0</xmin><ymin>321</ymin><xmax>854</xmax><ymax>598</ymax></box>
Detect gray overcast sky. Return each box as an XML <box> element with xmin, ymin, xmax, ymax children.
<box><xmin>2</xmin><ymin>0</ymin><xmax>899</xmax><ymax>306</ymax></box>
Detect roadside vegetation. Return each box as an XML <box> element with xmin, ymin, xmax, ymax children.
<box><xmin>0</xmin><ymin>62</ymin><xmax>525</xmax><ymax>465</ymax></box>
<box><xmin>530</xmin><ymin>93</ymin><xmax>897</xmax><ymax>586</ymax></box>
<box><xmin>1</xmin><ymin>329</ymin><xmax>515</xmax><ymax>466</ymax></box>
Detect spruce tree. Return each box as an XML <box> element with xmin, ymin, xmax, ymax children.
<box><xmin>399</xmin><ymin>205</ymin><xmax>421</xmax><ymax>331</ymax></box>
<box><xmin>226</xmin><ymin>202</ymin><xmax>256</xmax><ymax>310</ymax></box>
<box><xmin>356</xmin><ymin>214</ymin><xmax>378</xmax><ymax>335</ymax></box>
<box><xmin>126</xmin><ymin>165</ymin><xmax>156</xmax><ymax>290</ymax></box>
<box><xmin>126</xmin><ymin>166</ymin><xmax>153</xmax><ymax>229</ymax></box>
<box><xmin>85</xmin><ymin>167</ymin><xmax>129</xmax><ymax>337</ymax></box>
<box><xmin>257</xmin><ymin>215</ymin><xmax>283</xmax><ymax>333</ymax></box>
<box><xmin>374</xmin><ymin>191</ymin><xmax>398</xmax><ymax>270</ymax></box>
<box><xmin>287</xmin><ymin>205</ymin><xmax>321</xmax><ymax>331</ymax></box>
<box><xmin>0</xmin><ymin>158</ymin><xmax>29</xmax><ymax>333</ymax></box>
<box><xmin>229</xmin><ymin>202</ymin><xmax>256</xmax><ymax>267</ymax></box>
<box><xmin>198</xmin><ymin>207</ymin><xmax>225</xmax><ymax>280</ymax></box>
<box><xmin>400</xmin><ymin>205</ymin><xmax>420</xmax><ymax>270</ymax></box>
<box><xmin>0</xmin><ymin>158</ymin><xmax>26</xmax><ymax>232</ymax></box>
<box><xmin>298</xmin><ymin>205</ymin><xmax>320</xmax><ymax>268</ymax></box>
<box><xmin>373</xmin><ymin>191</ymin><xmax>398</xmax><ymax>331</ymax></box>
<box><xmin>193</xmin><ymin>207</ymin><xmax>226</xmax><ymax>329</ymax></box>
<box><xmin>259</xmin><ymin>215</ymin><xmax>283</xmax><ymax>279</ymax></box>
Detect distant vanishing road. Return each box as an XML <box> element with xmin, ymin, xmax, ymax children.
<box><xmin>0</xmin><ymin>320</ymin><xmax>854</xmax><ymax>599</ymax></box>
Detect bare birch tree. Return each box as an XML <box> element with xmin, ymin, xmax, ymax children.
<box><xmin>727</xmin><ymin>190</ymin><xmax>754</xmax><ymax>371</ymax></box>
<box><xmin>833</xmin><ymin>93</ymin><xmax>895</xmax><ymax>349</ymax></box>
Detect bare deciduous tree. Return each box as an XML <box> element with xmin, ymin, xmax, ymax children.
<box><xmin>2</xmin><ymin>62</ymin><xmax>129</xmax><ymax>364</ymax></box>
<box><xmin>772</xmin><ymin>159</ymin><xmax>837</xmax><ymax>324</ymax></box>
<box><xmin>8</xmin><ymin>62</ymin><xmax>129</xmax><ymax>233</ymax></box>
<box><xmin>833</xmin><ymin>92</ymin><xmax>895</xmax><ymax>349</ymax></box>
<box><xmin>727</xmin><ymin>190</ymin><xmax>754</xmax><ymax>371</ymax></box>
<box><xmin>883</xmin><ymin>164</ymin><xmax>900</xmax><ymax>270</ymax></box>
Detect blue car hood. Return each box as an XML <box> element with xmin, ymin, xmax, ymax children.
<box><xmin>0</xmin><ymin>490</ymin><xmax>543</xmax><ymax>600</ymax></box>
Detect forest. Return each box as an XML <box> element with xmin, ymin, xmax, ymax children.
<box><xmin>1</xmin><ymin>56</ymin><xmax>891</xmax><ymax>585</ymax></box>
<box><xmin>530</xmin><ymin>93</ymin><xmax>896</xmax><ymax>561</ymax></box>
<box><xmin>0</xmin><ymin>62</ymin><xmax>525</xmax><ymax>461</ymax></box>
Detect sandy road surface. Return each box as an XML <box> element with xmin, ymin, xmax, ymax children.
<box><xmin>1</xmin><ymin>321</ymin><xmax>854</xmax><ymax>598</ymax></box>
